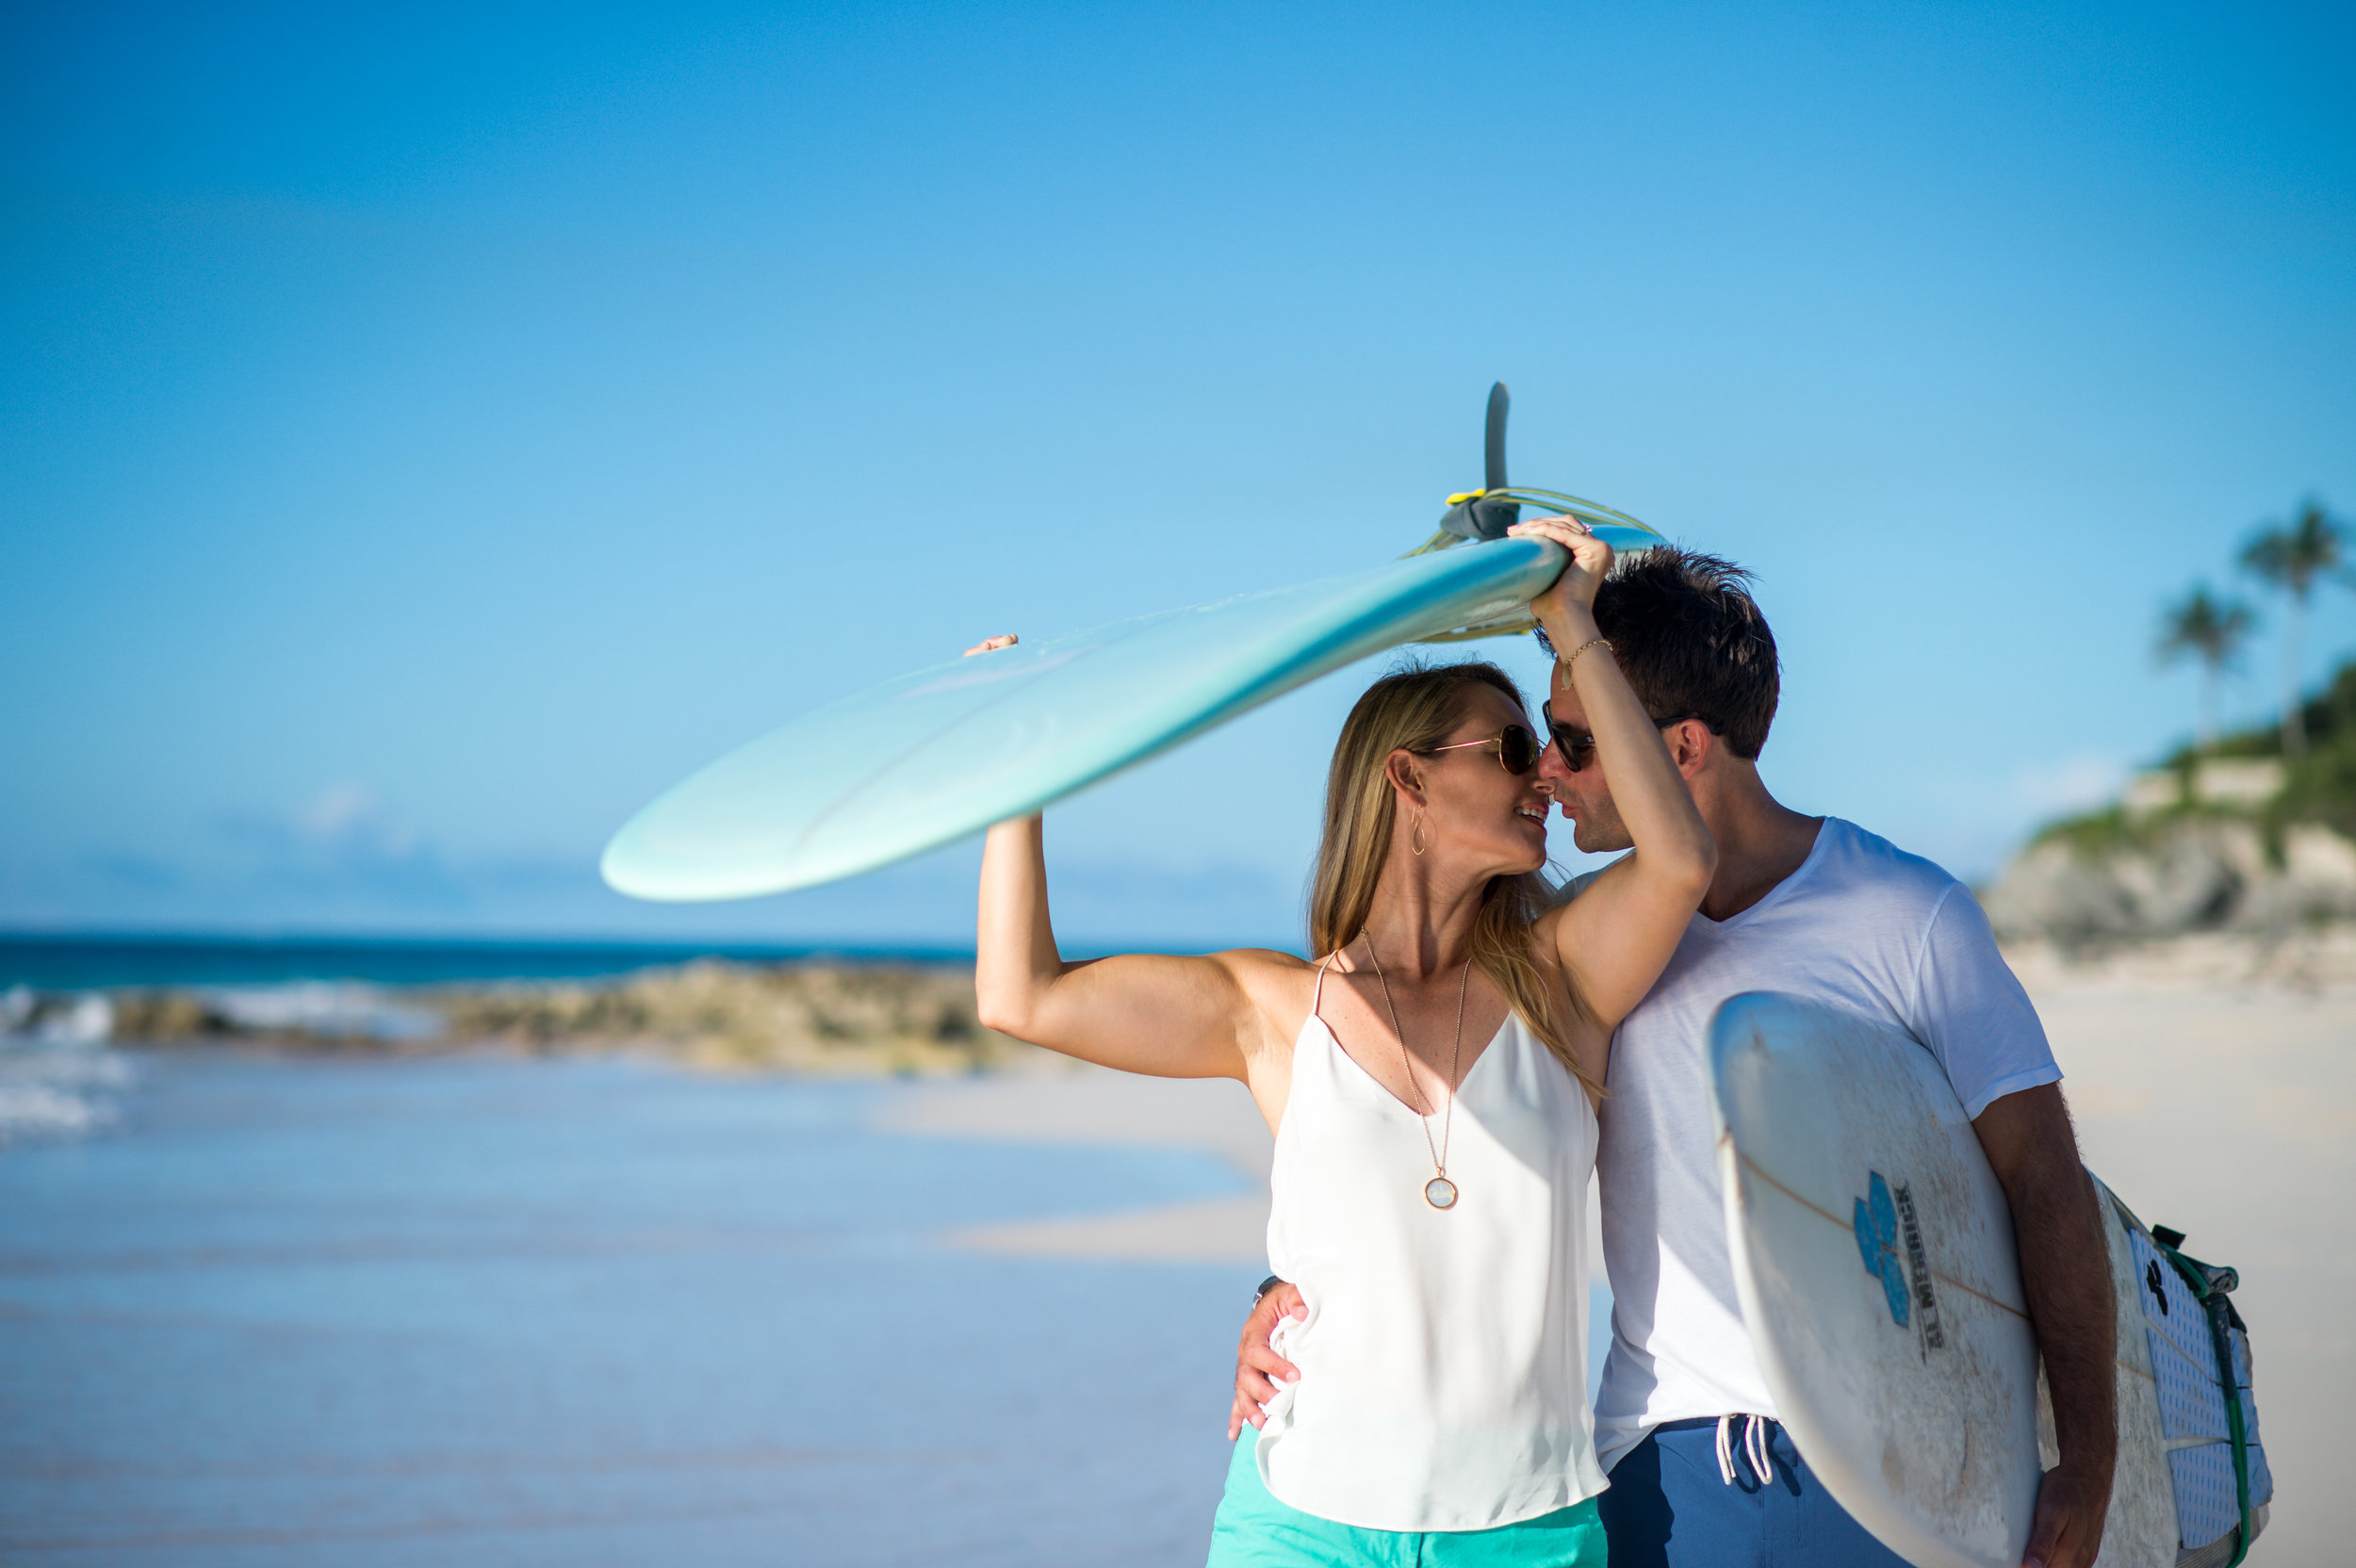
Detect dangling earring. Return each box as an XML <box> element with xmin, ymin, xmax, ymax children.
<box><xmin>1410</xmin><ymin>813</ymin><xmax>1428</xmax><ymax>857</ymax></box>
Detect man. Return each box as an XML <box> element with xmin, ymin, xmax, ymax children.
<box><xmin>1232</xmin><ymin>547</ymin><xmax>2117</xmax><ymax>1568</ymax></box>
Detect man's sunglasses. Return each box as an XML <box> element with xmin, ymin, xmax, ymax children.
<box><xmin>1421</xmin><ymin>724</ymin><xmax>1545</xmax><ymax>776</ymax></box>
<box><xmin>1540</xmin><ymin>702</ymin><xmax>1702</xmax><ymax>773</ymax></box>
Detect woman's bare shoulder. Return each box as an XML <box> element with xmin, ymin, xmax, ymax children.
<box><xmin>1208</xmin><ymin>946</ymin><xmax>1320</xmax><ymax>994</ymax></box>
<box><xmin>1207</xmin><ymin>948</ymin><xmax>1324</xmax><ymax>1050</ymax></box>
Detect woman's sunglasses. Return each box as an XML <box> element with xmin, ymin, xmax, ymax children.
<box><xmin>1422</xmin><ymin>724</ymin><xmax>1545</xmax><ymax>776</ymax></box>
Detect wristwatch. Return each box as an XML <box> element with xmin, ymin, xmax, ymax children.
<box><xmin>1252</xmin><ymin>1274</ymin><xmax>1285</xmax><ymax>1307</ymax></box>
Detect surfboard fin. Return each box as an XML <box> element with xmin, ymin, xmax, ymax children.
<box><xmin>1407</xmin><ymin>384</ymin><xmax>1669</xmax><ymax>641</ymax></box>
<box><xmin>1435</xmin><ymin>384</ymin><xmax>1524</xmax><ymax>545</ymax></box>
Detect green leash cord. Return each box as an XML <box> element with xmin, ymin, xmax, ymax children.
<box><xmin>2159</xmin><ymin>1241</ymin><xmax>2254</xmax><ymax>1567</ymax></box>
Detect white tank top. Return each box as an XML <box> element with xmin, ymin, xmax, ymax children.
<box><xmin>1254</xmin><ymin>959</ymin><xmax>1607</xmax><ymax>1532</ymax></box>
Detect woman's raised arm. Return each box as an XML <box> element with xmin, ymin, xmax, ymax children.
<box><xmin>1509</xmin><ymin>518</ymin><xmax>1717</xmax><ymax>1032</ymax></box>
<box><xmin>975</xmin><ymin>814</ymin><xmax>1263</xmax><ymax>1081</ymax></box>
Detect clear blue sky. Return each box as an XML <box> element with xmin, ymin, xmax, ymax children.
<box><xmin>5</xmin><ymin>1</ymin><xmax>2351</xmax><ymax>948</ymax></box>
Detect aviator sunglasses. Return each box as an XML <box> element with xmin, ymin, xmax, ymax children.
<box><xmin>1420</xmin><ymin>724</ymin><xmax>1545</xmax><ymax>776</ymax></box>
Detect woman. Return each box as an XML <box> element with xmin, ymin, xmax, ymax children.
<box><xmin>974</xmin><ymin>517</ymin><xmax>1713</xmax><ymax>1566</ymax></box>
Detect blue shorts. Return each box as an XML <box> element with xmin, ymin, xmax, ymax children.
<box><xmin>1205</xmin><ymin>1431</ymin><xmax>1608</xmax><ymax>1567</ymax></box>
<box><xmin>1595</xmin><ymin>1417</ymin><xmax>1909</xmax><ymax>1568</ymax></box>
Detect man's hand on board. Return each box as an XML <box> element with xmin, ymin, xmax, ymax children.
<box><xmin>1227</xmin><ymin>1281</ymin><xmax>1307</xmax><ymax>1441</ymax></box>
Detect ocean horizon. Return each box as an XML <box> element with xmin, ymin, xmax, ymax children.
<box><xmin>0</xmin><ymin>930</ymin><xmax>1053</xmax><ymax>992</ymax></box>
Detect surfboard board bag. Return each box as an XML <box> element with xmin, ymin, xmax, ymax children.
<box><xmin>2109</xmin><ymin>1193</ymin><xmax>2272</xmax><ymax>1567</ymax></box>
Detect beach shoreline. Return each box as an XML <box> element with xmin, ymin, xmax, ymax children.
<box><xmin>7</xmin><ymin>934</ymin><xmax>2344</xmax><ymax>1562</ymax></box>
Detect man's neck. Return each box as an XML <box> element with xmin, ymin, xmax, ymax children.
<box><xmin>1693</xmin><ymin>763</ymin><xmax>1824</xmax><ymax>923</ymax></box>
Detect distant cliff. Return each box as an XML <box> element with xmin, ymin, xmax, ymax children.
<box><xmin>1985</xmin><ymin>661</ymin><xmax>2356</xmax><ymax>945</ymax></box>
<box><xmin>1984</xmin><ymin>815</ymin><xmax>2356</xmax><ymax>945</ymax></box>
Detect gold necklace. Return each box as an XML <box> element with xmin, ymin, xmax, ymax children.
<box><xmin>1362</xmin><ymin>933</ymin><xmax>1469</xmax><ymax>1211</ymax></box>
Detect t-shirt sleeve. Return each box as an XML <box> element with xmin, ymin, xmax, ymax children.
<box><xmin>1907</xmin><ymin>884</ymin><xmax>2062</xmax><ymax>1119</ymax></box>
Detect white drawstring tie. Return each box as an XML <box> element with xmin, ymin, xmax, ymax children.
<box><xmin>1713</xmin><ymin>1413</ymin><xmax>1775</xmax><ymax>1486</ymax></box>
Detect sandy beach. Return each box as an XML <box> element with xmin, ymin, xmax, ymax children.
<box><xmin>888</xmin><ymin>936</ymin><xmax>2356</xmax><ymax>1566</ymax></box>
<box><xmin>2012</xmin><ymin>937</ymin><xmax>2356</xmax><ymax>1567</ymax></box>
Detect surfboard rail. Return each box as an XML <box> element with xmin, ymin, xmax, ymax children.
<box><xmin>601</xmin><ymin>532</ymin><xmax>1646</xmax><ymax>902</ymax></box>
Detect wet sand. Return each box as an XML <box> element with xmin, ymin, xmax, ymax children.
<box><xmin>890</xmin><ymin>938</ymin><xmax>2356</xmax><ymax>1565</ymax></box>
<box><xmin>883</xmin><ymin>1069</ymin><xmax>1272</xmax><ymax>1261</ymax></box>
<box><xmin>0</xmin><ymin>1054</ymin><xmax>1254</xmax><ymax>1567</ymax></box>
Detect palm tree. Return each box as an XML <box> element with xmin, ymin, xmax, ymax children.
<box><xmin>2240</xmin><ymin>498</ymin><xmax>2350</xmax><ymax>758</ymax></box>
<box><xmin>2157</xmin><ymin>584</ymin><xmax>2254</xmax><ymax>752</ymax></box>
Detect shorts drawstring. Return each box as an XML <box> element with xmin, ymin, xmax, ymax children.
<box><xmin>1713</xmin><ymin>1413</ymin><xmax>1776</xmax><ymax>1486</ymax></box>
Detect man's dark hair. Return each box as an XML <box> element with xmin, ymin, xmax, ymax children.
<box><xmin>1591</xmin><ymin>547</ymin><xmax>1780</xmax><ymax>760</ymax></box>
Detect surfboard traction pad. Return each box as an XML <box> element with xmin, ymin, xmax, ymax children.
<box><xmin>1710</xmin><ymin>993</ymin><xmax>2269</xmax><ymax>1568</ymax></box>
<box><xmin>2086</xmin><ymin>1184</ymin><xmax>2271</xmax><ymax>1567</ymax></box>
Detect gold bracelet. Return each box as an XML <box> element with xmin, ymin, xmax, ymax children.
<box><xmin>1563</xmin><ymin>637</ymin><xmax>1612</xmax><ymax>676</ymax></box>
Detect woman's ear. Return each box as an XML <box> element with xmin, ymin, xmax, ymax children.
<box><xmin>1384</xmin><ymin>748</ymin><xmax>1429</xmax><ymax>805</ymax></box>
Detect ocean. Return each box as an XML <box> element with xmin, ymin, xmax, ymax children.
<box><xmin>0</xmin><ymin>933</ymin><xmax>976</xmax><ymax>1142</ymax></box>
<box><xmin>1</xmin><ymin>935</ymin><xmax>1617</xmax><ymax>1566</ymax></box>
<box><xmin>0</xmin><ymin>1048</ymin><xmax>1258</xmax><ymax>1567</ymax></box>
<box><xmin>0</xmin><ymin>932</ymin><xmax>974</xmax><ymax>990</ymax></box>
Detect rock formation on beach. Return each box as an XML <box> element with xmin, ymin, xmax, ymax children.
<box><xmin>76</xmin><ymin>960</ymin><xmax>1045</xmax><ymax>1076</ymax></box>
<box><xmin>435</xmin><ymin>959</ymin><xmax>1036</xmax><ymax>1073</ymax></box>
<box><xmin>1984</xmin><ymin>815</ymin><xmax>2356</xmax><ymax>946</ymax></box>
<box><xmin>1985</xmin><ymin>660</ymin><xmax>2356</xmax><ymax>946</ymax></box>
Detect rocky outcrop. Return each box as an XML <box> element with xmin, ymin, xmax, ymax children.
<box><xmin>1983</xmin><ymin>816</ymin><xmax>2356</xmax><ymax>946</ymax></box>
<box><xmin>435</xmin><ymin>959</ymin><xmax>1034</xmax><ymax>1074</ymax></box>
<box><xmin>46</xmin><ymin>961</ymin><xmax>1049</xmax><ymax>1077</ymax></box>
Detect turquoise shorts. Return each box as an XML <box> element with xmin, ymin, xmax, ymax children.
<box><xmin>1205</xmin><ymin>1431</ymin><xmax>1608</xmax><ymax>1567</ymax></box>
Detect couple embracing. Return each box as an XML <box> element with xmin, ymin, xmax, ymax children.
<box><xmin>973</xmin><ymin>517</ymin><xmax>2117</xmax><ymax>1568</ymax></box>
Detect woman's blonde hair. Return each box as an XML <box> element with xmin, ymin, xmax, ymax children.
<box><xmin>1307</xmin><ymin>660</ymin><xmax>1600</xmax><ymax>1099</ymax></box>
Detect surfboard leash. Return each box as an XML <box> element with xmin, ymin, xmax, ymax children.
<box><xmin>2154</xmin><ymin>1232</ymin><xmax>2256</xmax><ymax>1568</ymax></box>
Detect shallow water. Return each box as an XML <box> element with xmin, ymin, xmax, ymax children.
<box><xmin>0</xmin><ymin>1051</ymin><xmax>1260</xmax><ymax>1566</ymax></box>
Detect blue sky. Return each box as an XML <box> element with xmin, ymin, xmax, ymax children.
<box><xmin>4</xmin><ymin>1</ymin><xmax>2351</xmax><ymax>949</ymax></box>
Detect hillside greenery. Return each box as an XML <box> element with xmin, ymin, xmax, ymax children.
<box><xmin>2036</xmin><ymin>657</ymin><xmax>2356</xmax><ymax>852</ymax></box>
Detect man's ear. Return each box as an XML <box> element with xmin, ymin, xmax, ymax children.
<box><xmin>1665</xmin><ymin>719</ymin><xmax>1714</xmax><ymax>779</ymax></box>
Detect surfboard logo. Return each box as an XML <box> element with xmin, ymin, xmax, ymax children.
<box><xmin>1854</xmin><ymin>1171</ymin><xmax>1945</xmax><ymax>1351</ymax></box>
<box><xmin>1891</xmin><ymin>1179</ymin><xmax>1946</xmax><ymax>1351</ymax></box>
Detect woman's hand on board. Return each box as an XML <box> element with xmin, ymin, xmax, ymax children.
<box><xmin>1509</xmin><ymin>515</ymin><xmax>1613</xmax><ymax>628</ymax></box>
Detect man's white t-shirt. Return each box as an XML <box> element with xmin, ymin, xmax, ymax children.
<box><xmin>1588</xmin><ymin>816</ymin><xmax>2061</xmax><ymax>1474</ymax></box>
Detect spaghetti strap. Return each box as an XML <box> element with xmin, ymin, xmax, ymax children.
<box><xmin>1310</xmin><ymin>954</ymin><xmax>1333</xmax><ymax>1020</ymax></box>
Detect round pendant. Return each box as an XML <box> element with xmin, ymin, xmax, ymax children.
<box><xmin>1424</xmin><ymin>1175</ymin><xmax>1459</xmax><ymax>1210</ymax></box>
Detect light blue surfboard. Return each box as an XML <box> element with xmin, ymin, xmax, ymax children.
<box><xmin>602</xmin><ymin>527</ymin><xmax>1654</xmax><ymax>902</ymax></box>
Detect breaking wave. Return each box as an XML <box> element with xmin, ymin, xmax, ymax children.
<box><xmin>0</xmin><ymin>989</ymin><xmax>132</xmax><ymax>1145</ymax></box>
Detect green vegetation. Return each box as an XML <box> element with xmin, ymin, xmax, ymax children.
<box><xmin>2155</xmin><ymin>584</ymin><xmax>2253</xmax><ymax>751</ymax></box>
<box><xmin>2239</xmin><ymin>498</ymin><xmax>2350</xmax><ymax>759</ymax></box>
<box><xmin>2034</xmin><ymin>497</ymin><xmax>2355</xmax><ymax>858</ymax></box>
<box><xmin>2271</xmin><ymin>664</ymin><xmax>2356</xmax><ymax>839</ymax></box>
<box><xmin>2034</xmin><ymin>657</ymin><xmax>2356</xmax><ymax>853</ymax></box>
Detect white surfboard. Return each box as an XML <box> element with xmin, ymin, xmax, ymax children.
<box><xmin>1710</xmin><ymin>992</ymin><xmax>2270</xmax><ymax>1568</ymax></box>
<box><xmin>601</xmin><ymin>526</ymin><xmax>1656</xmax><ymax>902</ymax></box>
